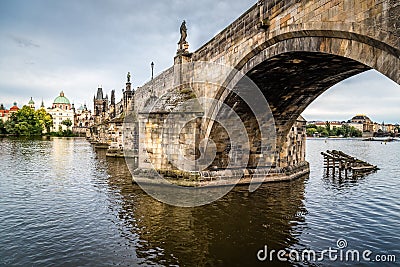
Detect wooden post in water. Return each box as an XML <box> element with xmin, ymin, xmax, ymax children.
<box><xmin>321</xmin><ymin>150</ymin><xmax>378</xmax><ymax>178</ymax></box>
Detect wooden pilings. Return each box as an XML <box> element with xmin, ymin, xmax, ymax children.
<box><xmin>321</xmin><ymin>150</ymin><xmax>378</xmax><ymax>177</ymax></box>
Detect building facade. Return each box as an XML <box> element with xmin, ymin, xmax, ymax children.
<box><xmin>28</xmin><ymin>97</ymin><xmax>35</xmax><ymax>110</ymax></box>
<box><xmin>350</xmin><ymin>114</ymin><xmax>374</xmax><ymax>132</ymax></box>
<box><xmin>93</xmin><ymin>87</ymin><xmax>109</xmax><ymax>125</ymax></box>
<box><xmin>89</xmin><ymin>73</ymin><xmax>137</xmax><ymax>156</ymax></box>
<box><xmin>47</xmin><ymin>91</ymin><xmax>75</xmax><ymax>132</ymax></box>
<box><xmin>0</xmin><ymin>104</ymin><xmax>10</xmax><ymax>122</ymax></box>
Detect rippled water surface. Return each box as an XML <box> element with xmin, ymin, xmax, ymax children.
<box><xmin>0</xmin><ymin>137</ymin><xmax>398</xmax><ymax>266</ymax></box>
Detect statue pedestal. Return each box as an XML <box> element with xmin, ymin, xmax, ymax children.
<box><xmin>176</xmin><ymin>41</ymin><xmax>190</xmax><ymax>57</ymax></box>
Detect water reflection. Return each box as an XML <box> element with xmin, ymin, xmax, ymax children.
<box><xmin>1</xmin><ymin>138</ymin><xmax>398</xmax><ymax>266</ymax></box>
<box><xmin>100</xmin><ymin>150</ymin><xmax>308</xmax><ymax>266</ymax></box>
<box><xmin>322</xmin><ymin>169</ymin><xmax>372</xmax><ymax>190</ymax></box>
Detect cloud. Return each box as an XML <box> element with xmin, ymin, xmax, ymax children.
<box><xmin>0</xmin><ymin>0</ymin><xmax>398</xmax><ymax>124</ymax></box>
<box><xmin>302</xmin><ymin>70</ymin><xmax>400</xmax><ymax>124</ymax></box>
<box><xmin>10</xmin><ymin>35</ymin><xmax>40</xmax><ymax>48</ymax></box>
<box><xmin>0</xmin><ymin>0</ymin><xmax>252</xmax><ymax>110</ymax></box>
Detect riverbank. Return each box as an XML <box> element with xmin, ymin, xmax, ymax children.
<box><xmin>307</xmin><ymin>136</ymin><xmax>400</xmax><ymax>142</ymax></box>
<box><xmin>0</xmin><ymin>132</ymin><xmax>80</xmax><ymax>138</ymax></box>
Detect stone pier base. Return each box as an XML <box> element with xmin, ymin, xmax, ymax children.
<box><xmin>132</xmin><ymin>162</ymin><xmax>310</xmax><ymax>187</ymax></box>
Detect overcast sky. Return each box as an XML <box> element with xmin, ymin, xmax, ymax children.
<box><xmin>0</xmin><ymin>0</ymin><xmax>399</xmax><ymax>123</ymax></box>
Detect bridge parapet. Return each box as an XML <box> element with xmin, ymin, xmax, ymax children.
<box><xmin>193</xmin><ymin>0</ymin><xmax>398</xmax><ymax>70</ymax></box>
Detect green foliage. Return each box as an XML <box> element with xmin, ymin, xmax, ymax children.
<box><xmin>36</xmin><ymin>108</ymin><xmax>53</xmax><ymax>133</ymax></box>
<box><xmin>61</xmin><ymin>118</ymin><xmax>72</xmax><ymax>128</ymax></box>
<box><xmin>325</xmin><ymin>121</ymin><xmax>330</xmax><ymax>131</ymax></box>
<box><xmin>306</xmin><ymin>123</ymin><xmax>362</xmax><ymax>137</ymax></box>
<box><xmin>4</xmin><ymin>106</ymin><xmax>53</xmax><ymax>136</ymax></box>
<box><xmin>51</xmin><ymin>119</ymin><xmax>75</xmax><ymax>137</ymax></box>
<box><xmin>0</xmin><ymin>119</ymin><xmax>7</xmax><ymax>134</ymax></box>
<box><xmin>318</xmin><ymin>127</ymin><xmax>329</xmax><ymax>137</ymax></box>
<box><xmin>50</xmin><ymin>129</ymin><xmax>75</xmax><ymax>137</ymax></box>
<box><xmin>306</xmin><ymin>127</ymin><xmax>317</xmax><ymax>137</ymax></box>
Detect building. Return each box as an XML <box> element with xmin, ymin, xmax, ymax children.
<box><xmin>28</xmin><ymin>97</ymin><xmax>35</xmax><ymax>110</ymax></box>
<box><xmin>9</xmin><ymin>102</ymin><xmax>19</xmax><ymax>114</ymax></box>
<box><xmin>347</xmin><ymin>122</ymin><xmax>364</xmax><ymax>132</ymax></box>
<box><xmin>0</xmin><ymin>104</ymin><xmax>10</xmax><ymax>122</ymax></box>
<box><xmin>47</xmin><ymin>91</ymin><xmax>75</xmax><ymax>132</ymax></box>
<box><xmin>73</xmin><ymin>104</ymin><xmax>93</xmax><ymax>136</ymax></box>
<box><xmin>381</xmin><ymin>122</ymin><xmax>395</xmax><ymax>133</ymax></box>
<box><xmin>306</xmin><ymin>121</ymin><xmax>342</xmax><ymax>128</ymax></box>
<box><xmin>93</xmin><ymin>87</ymin><xmax>109</xmax><ymax>125</ymax></box>
<box><xmin>0</xmin><ymin>102</ymin><xmax>19</xmax><ymax>123</ymax></box>
<box><xmin>89</xmin><ymin>72</ymin><xmax>138</xmax><ymax>156</ymax></box>
<box><xmin>350</xmin><ymin>114</ymin><xmax>374</xmax><ymax>132</ymax></box>
<box><xmin>74</xmin><ymin>104</ymin><xmax>92</xmax><ymax>127</ymax></box>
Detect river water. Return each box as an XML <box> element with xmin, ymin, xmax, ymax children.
<box><xmin>0</xmin><ymin>137</ymin><xmax>398</xmax><ymax>266</ymax></box>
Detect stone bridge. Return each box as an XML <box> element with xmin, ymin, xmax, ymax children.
<box><xmin>131</xmin><ymin>0</ymin><xmax>399</xmax><ymax>184</ymax></box>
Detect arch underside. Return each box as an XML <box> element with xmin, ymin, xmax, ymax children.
<box><xmin>243</xmin><ymin>51</ymin><xmax>371</xmax><ymax>139</ymax></box>
<box><xmin>208</xmin><ymin>51</ymin><xmax>371</xmax><ymax>170</ymax></box>
<box><xmin>207</xmin><ymin>44</ymin><xmax>398</xmax><ymax>169</ymax></box>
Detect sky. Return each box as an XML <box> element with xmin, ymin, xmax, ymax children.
<box><xmin>0</xmin><ymin>0</ymin><xmax>399</xmax><ymax>123</ymax></box>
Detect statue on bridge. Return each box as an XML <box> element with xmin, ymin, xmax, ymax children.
<box><xmin>177</xmin><ymin>20</ymin><xmax>189</xmax><ymax>54</ymax></box>
<box><xmin>179</xmin><ymin>20</ymin><xmax>187</xmax><ymax>45</ymax></box>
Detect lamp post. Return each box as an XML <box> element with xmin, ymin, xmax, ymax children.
<box><xmin>151</xmin><ymin>62</ymin><xmax>154</xmax><ymax>80</ymax></box>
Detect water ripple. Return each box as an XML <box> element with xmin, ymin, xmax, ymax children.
<box><xmin>0</xmin><ymin>138</ymin><xmax>399</xmax><ymax>266</ymax></box>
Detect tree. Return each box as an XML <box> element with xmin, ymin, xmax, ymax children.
<box><xmin>0</xmin><ymin>119</ymin><xmax>7</xmax><ymax>134</ymax></box>
<box><xmin>306</xmin><ymin>124</ymin><xmax>318</xmax><ymax>137</ymax></box>
<box><xmin>5</xmin><ymin>106</ymin><xmax>41</xmax><ymax>136</ymax></box>
<box><xmin>348</xmin><ymin>126</ymin><xmax>362</xmax><ymax>137</ymax></box>
<box><xmin>325</xmin><ymin>121</ymin><xmax>331</xmax><ymax>132</ymax></box>
<box><xmin>319</xmin><ymin>127</ymin><xmax>329</xmax><ymax>137</ymax></box>
<box><xmin>4</xmin><ymin>106</ymin><xmax>53</xmax><ymax>136</ymax></box>
<box><xmin>305</xmin><ymin>122</ymin><xmax>362</xmax><ymax>138</ymax></box>
<box><xmin>61</xmin><ymin>119</ymin><xmax>72</xmax><ymax>130</ymax></box>
<box><xmin>306</xmin><ymin>127</ymin><xmax>317</xmax><ymax>137</ymax></box>
<box><xmin>36</xmin><ymin>108</ymin><xmax>53</xmax><ymax>133</ymax></box>
<box><xmin>335</xmin><ymin>126</ymin><xmax>345</xmax><ymax>137</ymax></box>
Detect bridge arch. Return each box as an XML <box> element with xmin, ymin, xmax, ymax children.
<box><xmin>205</xmin><ymin>32</ymin><xmax>399</xmax><ymax>168</ymax></box>
<box><xmin>133</xmin><ymin>0</ymin><xmax>400</xmax><ymax>174</ymax></box>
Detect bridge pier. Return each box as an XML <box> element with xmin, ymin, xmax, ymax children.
<box><xmin>133</xmin><ymin>113</ymin><xmax>309</xmax><ymax>187</ymax></box>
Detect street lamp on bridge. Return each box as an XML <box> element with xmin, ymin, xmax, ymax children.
<box><xmin>151</xmin><ymin>62</ymin><xmax>154</xmax><ymax>80</ymax></box>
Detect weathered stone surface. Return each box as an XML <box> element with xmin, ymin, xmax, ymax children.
<box><xmin>133</xmin><ymin>0</ymin><xmax>399</xmax><ymax>177</ymax></box>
